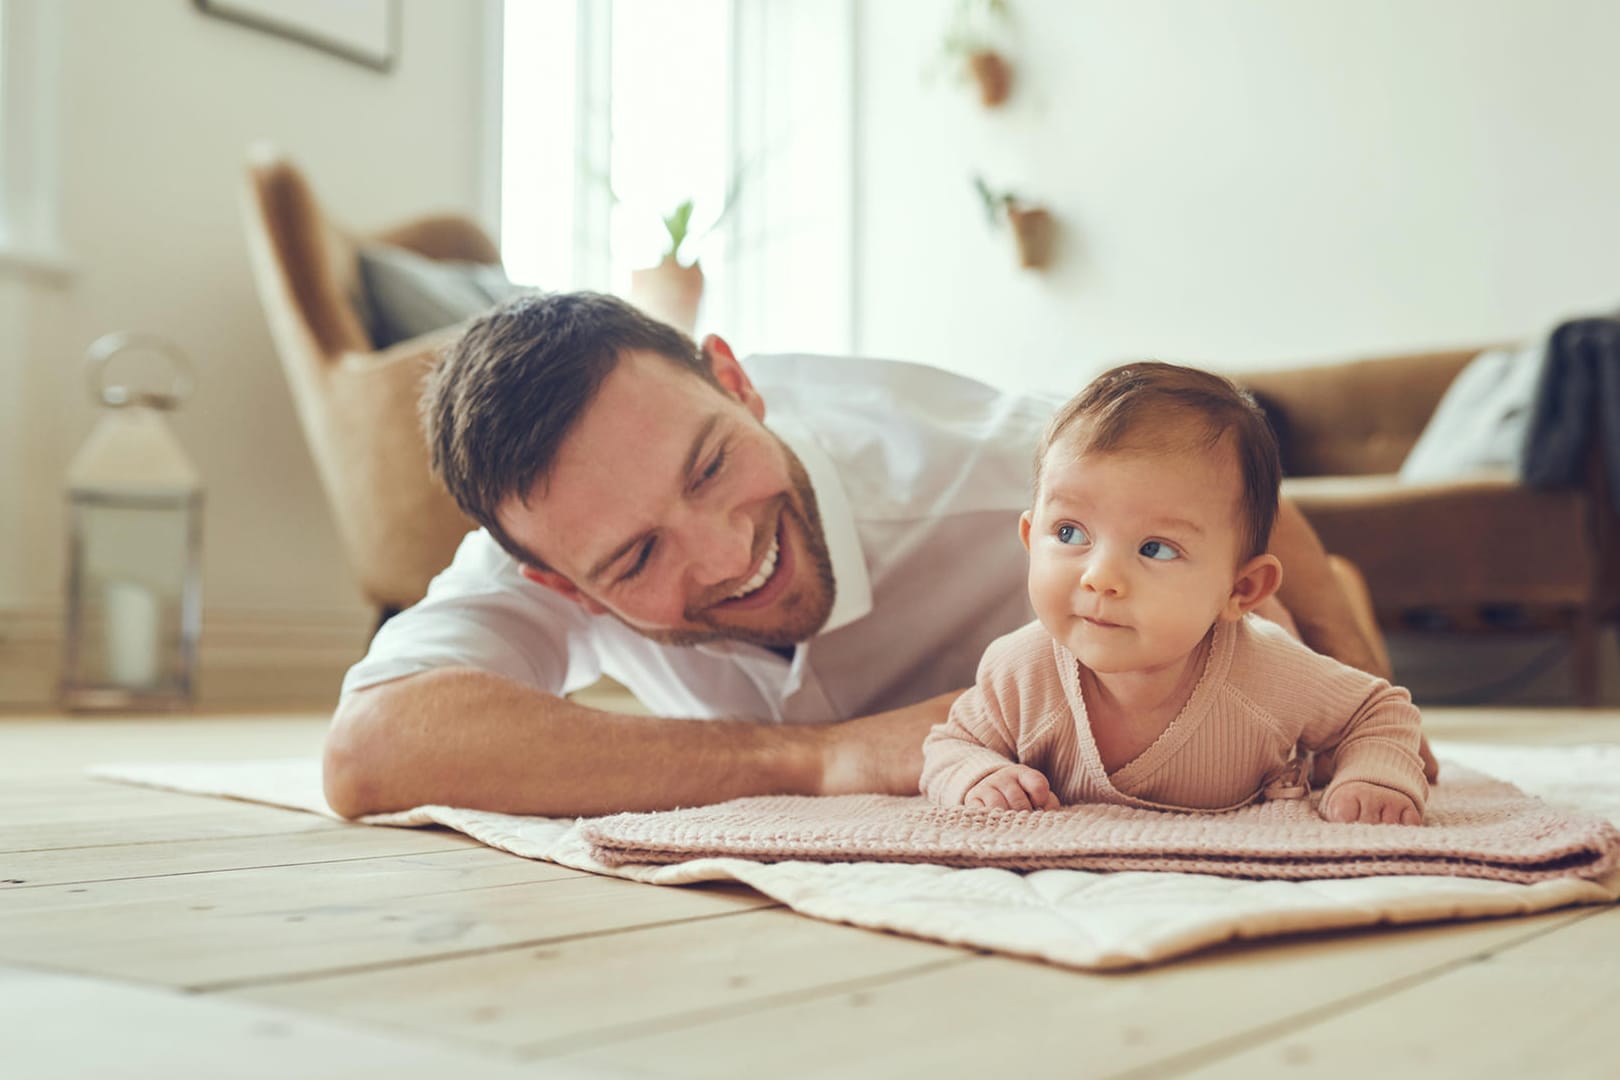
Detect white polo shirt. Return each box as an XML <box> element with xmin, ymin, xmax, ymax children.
<box><xmin>341</xmin><ymin>354</ymin><xmax>1060</xmax><ymax>724</ymax></box>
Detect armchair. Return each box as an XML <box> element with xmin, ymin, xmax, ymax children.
<box><xmin>240</xmin><ymin>145</ymin><xmax>483</xmax><ymax>624</ymax></box>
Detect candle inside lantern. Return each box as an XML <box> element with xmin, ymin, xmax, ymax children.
<box><xmin>104</xmin><ymin>579</ymin><xmax>161</xmax><ymax>687</ymax></box>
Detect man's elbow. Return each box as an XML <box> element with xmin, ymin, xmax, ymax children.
<box><xmin>323</xmin><ymin>691</ymin><xmax>387</xmax><ymax>819</ymax></box>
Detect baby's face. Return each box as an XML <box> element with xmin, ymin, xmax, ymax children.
<box><xmin>1021</xmin><ymin>436</ymin><xmax>1250</xmax><ymax>676</ymax></box>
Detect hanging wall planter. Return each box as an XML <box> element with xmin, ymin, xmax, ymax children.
<box><xmin>966</xmin><ymin>48</ymin><xmax>1012</xmax><ymax>107</ymax></box>
<box><xmin>1006</xmin><ymin>204</ymin><xmax>1054</xmax><ymax>269</ymax></box>
<box><xmin>932</xmin><ymin>0</ymin><xmax>1015</xmax><ymax>109</ymax></box>
<box><xmin>975</xmin><ymin>175</ymin><xmax>1056</xmax><ymax>270</ymax></box>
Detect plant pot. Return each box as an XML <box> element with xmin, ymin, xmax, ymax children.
<box><xmin>629</xmin><ymin>256</ymin><xmax>705</xmax><ymax>335</ymax></box>
<box><xmin>967</xmin><ymin>49</ymin><xmax>1012</xmax><ymax>107</ymax></box>
<box><xmin>1006</xmin><ymin>205</ymin><xmax>1054</xmax><ymax>270</ymax></box>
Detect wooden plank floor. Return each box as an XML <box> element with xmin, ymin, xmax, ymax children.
<box><xmin>2</xmin><ymin>706</ymin><xmax>1618</xmax><ymax>1078</ymax></box>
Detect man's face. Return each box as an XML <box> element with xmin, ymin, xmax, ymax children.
<box><xmin>498</xmin><ymin>346</ymin><xmax>837</xmax><ymax>649</ymax></box>
<box><xmin>1020</xmin><ymin>433</ymin><xmax>1253</xmax><ymax>676</ymax></box>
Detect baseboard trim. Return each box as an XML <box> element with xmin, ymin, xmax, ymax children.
<box><xmin>0</xmin><ymin>605</ymin><xmax>371</xmax><ymax>710</ymax></box>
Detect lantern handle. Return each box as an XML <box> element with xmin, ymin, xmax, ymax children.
<box><xmin>85</xmin><ymin>333</ymin><xmax>195</xmax><ymax>410</ymax></box>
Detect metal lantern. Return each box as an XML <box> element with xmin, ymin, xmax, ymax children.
<box><xmin>62</xmin><ymin>334</ymin><xmax>203</xmax><ymax>711</ymax></box>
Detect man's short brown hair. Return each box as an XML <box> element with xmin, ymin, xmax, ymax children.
<box><xmin>421</xmin><ymin>291</ymin><xmax>714</xmax><ymax>567</ymax></box>
<box><xmin>1036</xmin><ymin>361</ymin><xmax>1281</xmax><ymax>560</ymax></box>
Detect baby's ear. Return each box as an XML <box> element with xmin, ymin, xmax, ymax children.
<box><xmin>1221</xmin><ymin>553</ymin><xmax>1283</xmax><ymax>622</ymax></box>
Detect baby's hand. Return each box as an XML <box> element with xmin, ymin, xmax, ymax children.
<box><xmin>964</xmin><ymin>765</ymin><xmax>1061</xmax><ymax>811</ymax></box>
<box><xmin>1321</xmin><ymin>780</ymin><xmax>1422</xmax><ymax>826</ymax></box>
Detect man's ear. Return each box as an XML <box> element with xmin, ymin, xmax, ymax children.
<box><xmin>1018</xmin><ymin>510</ymin><xmax>1033</xmax><ymax>552</ymax></box>
<box><xmin>700</xmin><ymin>333</ymin><xmax>765</xmax><ymax>421</ymax></box>
<box><xmin>1220</xmin><ymin>553</ymin><xmax>1283</xmax><ymax>622</ymax></box>
<box><xmin>518</xmin><ymin>564</ymin><xmax>609</xmax><ymax>616</ymax></box>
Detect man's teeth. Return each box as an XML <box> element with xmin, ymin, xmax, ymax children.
<box><xmin>728</xmin><ymin>533</ymin><xmax>780</xmax><ymax>600</ymax></box>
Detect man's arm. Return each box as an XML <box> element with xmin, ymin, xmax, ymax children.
<box><xmin>323</xmin><ymin>667</ymin><xmax>956</xmax><ymax>818</ymax></box>
<box><xmin>1269</xmin><ymin>497</ymin><xmax>1389</xmax><ymax>679</ymax></box>
<box><xmin>1271</xmin><ymin>497</ymin><xmax>1441</xmax><ymax>783</ymax></box>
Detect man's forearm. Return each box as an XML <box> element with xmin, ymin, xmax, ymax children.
<box><xmin>1269</xmin><ymin>498</ymin><xmax>1389</xmax><ymax>679</ymax></box>
<box><xmin>323</xmin><ymin>667</ymin><xmax>953</xmax><ymax>818</ymax></box>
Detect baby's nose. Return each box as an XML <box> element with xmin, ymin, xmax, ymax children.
<box><xmin>1080</xmin><ymin>552</ymin><xmax>1125</xmax><ymax>596</ymax></box>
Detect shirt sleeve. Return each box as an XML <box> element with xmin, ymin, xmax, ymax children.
<box><xmin>339</xmin><ymin>531</ymin><xmax>597</xmax><ymax>698</ymax></box>
<box><xmin>919</xmin><ymin>631</ymin><xmax>1031</xmax><ymax>805</ymax></box>
<box><xmin>1276</xmin><ymin>633</ymin><xmax>1428</xmax><ymax>812</ymax></box>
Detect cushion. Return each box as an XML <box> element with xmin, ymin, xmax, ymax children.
<box><xmin>356</xmin><ymin>243</ymin><xmax>535</xmax><ymax>349</ymax></box>
<box><xmin>1399</xmin><ymin>339</ymin><xmax>1547</xmax><ymax>484</ymax></box>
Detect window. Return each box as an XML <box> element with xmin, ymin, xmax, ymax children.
<box><xmin>496</xmin><ymin>0</ymin><xmax>854</xmax><ymax>353</ymax></box>
<box><xmin>0</xmin><ymin>0</ymin><xmax>67</xmax><ymax>274</ymax></box>
<box><xmin>500</xmin><ymin>0</ymin><xmax>732</xmax><ymax>306</ymax></box>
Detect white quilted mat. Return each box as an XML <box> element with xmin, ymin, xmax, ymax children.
<box><xmin>90</xmin><ymin>742</ymin><xmax>1620</xmax><ymax>970</ymax></box>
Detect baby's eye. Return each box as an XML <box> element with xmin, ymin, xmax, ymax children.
<box><xmin>1140</xmin><ymin>540</ymin><xmax>1179</xmax><ymax>561</ymax></box>
<box><xmin>1056</xmin><ymin>524</ymin><xmax>1089</xmax><ymax>546</ymax></box>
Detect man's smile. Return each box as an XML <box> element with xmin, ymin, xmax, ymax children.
<box><xmin>727</xmin><ymin>527</ymin><xmax>781</xmax><ymax>600</ymax></box>
<box><xmin>706</xmin><ymin>514</ymin><xmax>793</xmax><ymax>613</ymax></box>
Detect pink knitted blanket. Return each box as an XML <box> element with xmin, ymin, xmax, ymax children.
<box><xmin>581</xmin><ymin>766</ymin><xmax>1620</xmax><ymax>883</ymax></box>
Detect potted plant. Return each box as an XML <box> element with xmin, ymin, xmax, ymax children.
<box><xmin>625</xmin><ymin>176</ymin><xmax>744</xmax><ymax>335</ymax></box>
<box><xmin>628</xmin><ymin>200</ymin><xmax>707</xmax><ymax>334</ymax></box>
<box><xmin>934</xmin><ymin>0</ymin><xmax>1014</xmax><ymax>107</ymax></box>
<box><xmin>975</xmin><ymin>175</ymin><xmax>1055</xmax><ymax>270</ymax></box>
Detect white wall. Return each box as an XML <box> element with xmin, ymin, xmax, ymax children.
<box><xmin>0</xmin><ymin>0</ymin><xmax>489</xmax><ymax>703</ymax></box>
<box><xmin>853</xmin><ymin>0</ymin><xmax>1620</xmax><ymax>391</ymax></box>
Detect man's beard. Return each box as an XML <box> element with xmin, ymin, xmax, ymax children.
<box><xmin>606</xmin><ymin>438</ymin><xmax>837</xmax><ymax>651</ymax></box>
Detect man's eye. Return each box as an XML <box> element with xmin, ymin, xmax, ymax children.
<box><xmin>620</xmin><ymin>538</ymin><xmax>656</xmax><ymax>582</ymax></box>
<box><xmin>1140</xmin><ymin>540</ymin><xmax>1179</xmax><ymax>561</ymax></box>
<box><xmin>1056</xmin><ymin>524</ymin><xmax>1089</xmax><ymax>546</ymax></box>
<box><xmin>696</xmin><ymin>448</ymin><xmax>726</xmax><ymax>488</ymax></box>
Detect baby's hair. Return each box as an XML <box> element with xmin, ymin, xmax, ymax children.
<box><xmin>1036</xmin><ymin>361</ymin><xmax>1281</xmax><ymax>560</ymax></box>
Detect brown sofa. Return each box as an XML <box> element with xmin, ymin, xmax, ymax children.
<box><xmin>240</xmin><ymin>145</ymin><xmax>482</xmax><ymax>624</ymax></box>
<box><xmin>1237</xmin><ymin>347</ymin><xmax>1618</xmax><ymax>705</ymax></box>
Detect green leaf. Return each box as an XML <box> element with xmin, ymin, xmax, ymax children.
<box><xmin>973</xmin><ymin>174</ymin><xmax>1006</xmax><ymax>226</ymax></box>
<box><xmin>663</xmin><ymin>199</ymin><xmax>695</xmax><ymax>260</ymax></box>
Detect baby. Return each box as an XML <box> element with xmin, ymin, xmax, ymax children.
<box><xmin>920</xmin><ymin>361</ymin><xmax>1428</xmax><ymax>825</ymax></box>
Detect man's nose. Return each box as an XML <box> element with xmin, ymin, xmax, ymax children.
<box><xmin>685</xmin><ymin>506</ymin><xmax>755</xmax><ymax>589</ymax></box>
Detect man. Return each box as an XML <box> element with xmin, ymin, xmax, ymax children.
<box><xmin>325</xmin><ymin>292</ymin><xmax>1421</xmax><ymax>818</ymax></box>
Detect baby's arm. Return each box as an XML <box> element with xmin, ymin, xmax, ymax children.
<box><xmin>1299</xmin><ymin>676</ymin><xmax>1428</xmax><ymax>825</ymax></box>
<box><xmin>920</xmin><ymin>625</ymin><xmax>1069</xmax><ymax>809</ymax></box>
<box><xmin>920</xmin><ymin>684</ymin><xmax>1035</xmax><ymax>805</ymax></box>
<box><xmin>920</xmin><ymin>635</ymin><xmax>1058</xmax><ymax>809</ymax></box>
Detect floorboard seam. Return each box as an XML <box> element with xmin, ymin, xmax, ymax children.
<box><xmin>517</xmin><ymin>954</ymin><xmax>982</xmax><ymax>1061</ymax></box>
<box><xmin>195</xmin><ymin>902</ymin><xmax>789</xmax><ymax>993</ymax></box>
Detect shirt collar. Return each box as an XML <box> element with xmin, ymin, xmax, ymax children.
<box><xmin>766</xmin><ymin>415</ymin><xmax>872</xmax><ymax>635</ymax></box>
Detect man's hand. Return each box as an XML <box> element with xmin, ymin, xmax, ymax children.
<box><xmin>818</xmin><ymin>689</ymin><xmax>963</xmax><ymax>796</ymax></box>
<box><xmin>1321</xmin><ymin>780</ymin><xmax>1422</xmax><ymax>826</ymax></box>
<box><xmin>963</xmin><ymin>764</ymin><xmax>1062</xmax><ymax>811</ymax></box>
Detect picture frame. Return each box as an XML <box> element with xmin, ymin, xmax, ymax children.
<box><xmin>194</xmin><ymin>0</ymin><xmax>399</xmax><ymax>73</ymax></box>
